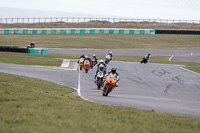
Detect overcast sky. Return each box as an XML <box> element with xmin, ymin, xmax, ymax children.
<box><xmin>0</xmin><ymin>0</ymin><xmax>200</xmax><ymax>20</ymax></box>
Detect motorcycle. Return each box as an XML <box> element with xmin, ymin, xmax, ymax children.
<box><xmin>83</xmin><ymin>60</ymin><xmax>90</xmax><ymax>73</ymax></box>
<box><xmin>95</xmin><ymin>70</ymin><xmax>105</xmax><ymax>89</ymax></box>
<box><xmin>102</xmin><ymin>76</ymin><xmax>117</xmax><ymax>96</ymax></box>
<box><xmin>105</xmin><ymin>54</ymin><xmax>111</xmax><ymax>64</ymax></box>
<box><xmin>78</xmin><ymin>58</ymin><xmax>85</xmax><ymax>70</ymax></box>
<box><xmin>141</xmin><ymin>54</ymin><xmax>151</xmax><ymax>64</ymax></box>
<box><xmin>140</xmin><ymin>58</ymin><xmax>148</xmax><ymax>64</ymax></box>
<box><xmin>90</xmin><ymin>57</ymin><xmax>97</xmax><ymax>69</ymax></box>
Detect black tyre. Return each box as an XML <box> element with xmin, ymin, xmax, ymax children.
<box><xmin>80</xmin><ymin>65</ymin><xmax>83</xmax><ymax>70</ymax></box>
<box><xmin>97</xmin><ymin>80</ymin><xmax>102</xmax><ymax>89</ymax></box>
<box><xmin>105</xmin><ymin>60</ymin><xmax>108</xmax><ymax>64</ymax></box>
<box><xmin>85</xmin><ymin>67</ymin><xmax>88</xmax><ymax>73</ymax></box>
<box><xmin>104</xmin><ymin>85</ymin><xmax>112</xmax><ymax>96</ymax></box>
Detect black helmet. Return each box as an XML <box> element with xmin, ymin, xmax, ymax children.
<box><xmin>111</xmin><ymin>68</ymin><xmax>116</xmax><ymax>74</ymax></box>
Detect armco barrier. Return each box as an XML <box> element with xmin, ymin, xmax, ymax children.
<box><xmin>0</xmin><ymin>28</ymin><xmax>155</xmax><ymax>35</ymax></box>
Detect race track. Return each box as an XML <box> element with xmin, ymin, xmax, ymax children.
<box><xmin>48</xmin><ymin>48</ymin><xmax>200</xmax><ymax>63</ymax></box>
<box><xmin>1</xmin><ymin>59</ymin><xmax>200</xmax><ymax>117</ymax></box>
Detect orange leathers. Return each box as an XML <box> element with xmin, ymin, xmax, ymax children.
<box><xmin>103</xmin><ymin>77</ymin><xmax>117</xmax><ymax>91</ymax></box>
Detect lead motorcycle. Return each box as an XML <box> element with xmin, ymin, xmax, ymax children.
<box><xmin>102</xmin><ymin>75</ymin><xmax>117</xmax><ymax>96</ymax></box>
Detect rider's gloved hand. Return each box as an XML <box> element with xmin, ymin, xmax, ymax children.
<box><xmin>115</xmin><ymin>82</ymin><xmax>118</xmax><ymax>87</ymax></box>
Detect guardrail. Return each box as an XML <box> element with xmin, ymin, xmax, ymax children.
<box><xmin>0</xmin><ymin>28</ymin><xmax>156</xmax><ymax>35</ymax></box>
<box><xmin>0</xmin><ymin>17</ymin><xmax>200</xmax><ymax>24</ymax></box>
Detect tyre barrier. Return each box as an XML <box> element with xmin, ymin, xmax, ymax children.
<box><xmin>0</xmin><ymin>46</ymin><xmax>28</xmax><ymax>53</ymax></box>
<box><xmin>155</xmin><ymin>29</ymin><xmax>200</xmax><ymax>35</ymax></box>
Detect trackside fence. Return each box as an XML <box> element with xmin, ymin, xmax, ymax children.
<box><xmin>0</xmin><ymin>17</ymin><xmax>200</xmax><ymax>24</ymax></box>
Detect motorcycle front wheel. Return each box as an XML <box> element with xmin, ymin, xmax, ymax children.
<box><xmin>103</xmin><ymin>84</ymin><xmax>112</xmax><ymax>96</ymax></box>
<box><xmin>85</xmin><ymin>67</ymin><xmax>88</xmax><ymax>73</ymax></box>
<box><xmin>97</xmin><ymin>80</ymin><xmax>102</xmax><ymax>89</ymax></box>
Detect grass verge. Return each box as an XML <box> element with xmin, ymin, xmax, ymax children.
<box><xmin>0</xmin><ymin>72</ymin><xmax>200</xmax><ymax>133</ymax></box>
<box><xmin>0</xmin><ymin>34</ymin><xmax>200</xmax><ymax>49</ymax></box>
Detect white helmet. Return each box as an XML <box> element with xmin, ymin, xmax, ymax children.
<box><xmin>99</xmin><ymin>59</ymin><xmax>103</xmax><ymax>63</ymax></box>
<box><xmin>99</xmin><ymin>64</ymin><xmax>104</xmax><ymax>71</ymax></box>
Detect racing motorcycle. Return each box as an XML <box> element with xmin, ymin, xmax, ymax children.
<box><xmin>90</xmin><ymin>57</ymin><xmax>97</xmax><ymax>69</ymax></box>
<box><xmin>140</xmin><ymin>58</ymin><xmax>148</xmax><ymax>64</ymax></box>
<box><xmin>95</xmin><ymin>70</ymin><xmax>105</xmax><ymax>89</ymax></box>
<box><xmin>83</xmin><ymin>60</ymin><xmax>90</xmax><ymax>73</ymax></box>
<box><xmin>105</xmin><ymin>54</ymin><xmax>111</xmax><ymax>64</ymax></box>
<box><xmin>141</xmin><ymin>54</ymin><xmax>151</xmax><ymax>64</ymax></box>
<box><xmin>102</xmin><ymin>76</ymin><xmax>117</xmax><ymax>96</ymax></box>
<box><xmin>78</xmin><ymin>57</ymin><xmax>85</xmax><ymax>70</ymax></box>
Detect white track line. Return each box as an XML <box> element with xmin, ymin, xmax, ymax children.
<box><xmin>77</xmin><ymin>68</ymin><xmax>94</xmax><ymax>102</ymax></box>
<box><xmin>169</xmin><ymin>55</ymin><xmax>174</xmax><ymax>61</ymax></box>
<box><xmin>180</xmin><ymin>67</ymin><xmax>200</xmax><ymax>76</ymax></box>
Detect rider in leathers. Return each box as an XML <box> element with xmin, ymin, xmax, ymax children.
<box><xmin>141</xmin><ymin>53</ymin><xmax>151</xmax><ymax>64</ymax></box>
<box><xmin>106</xmin><ymin>51</ymin><xmax>113</xmax><ymax>60</ymax></box>
<box><xmin>84</xmin><ymin>55</ymin><xmax>91</xmax><ymax>65</ymax></box>
<box><xmin>105</xmin><ymin>68</ymin><xmax>120</xmax><ymax>87</ymax></box>
<box><xmin>96</xmin><ymin>59</ymin><xmax>106</xmax><ymax>73</ymax></box>
<box><xmin>91</xmin><ymin>54</ymin><xmax>98</xmax><ymax>65</ymax></box>
<box><xmin>77</xmin><ymin>54</ymin><xmax>85</xmax><ymax>63</ymax></box>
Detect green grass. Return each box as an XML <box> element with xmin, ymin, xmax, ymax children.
<box><xmin>0</xmin><ymin>52</ymin><xmax>63</xmax><ymax>66</ymax></box>
<box><xmin>1</xmin><ymin>34</ymin><xmax>200</xmax><ymax>49</ymax></box>
<box><xmin>0</xmin><ymin>72</ymin><xmax>200</xmax><ymax>133</ymax></box>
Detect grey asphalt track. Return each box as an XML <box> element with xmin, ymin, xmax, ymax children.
<box><xmin>48</xmin><ymin>48</ymin><xmax>200</xmax><ymax>63</ymax></box>
<box><xmin>1</xmin><ymin>61</ymin><xmax>200</xmax><ymax>118</ymax></box>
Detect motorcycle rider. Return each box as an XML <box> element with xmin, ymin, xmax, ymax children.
<box><xmin>77</xmin><ymin>54</ymin><xmax>85</xmax><ymax>63</ymax></box>
<box><xmin>97</xmin><ymin>59</ymin><xmax>106</xmax><ymax>72</ymax></box>
<box><xmin>141</xmin><ymin>53</ymin><xmax>151</xmax><ymax>64</ymax></box>
<box><xmin>106</xmin><ymin>51</ymin><xmax>113</xmax><ymax>60</ymax></box>
<box><xmin>105</xmin><ymin>68</ymin><xmax>120</xmax><ymax>87</ymax></box>
<box><xmin>94</xmin><ymin>64</ymin><xmax>106</xmax><ymax>83</ymax></box>
<box><xmin>84</xmin><ymin>55</ymin><xmax>91</xmax><ymax>64</ymax></box>
<box><xmin>91</xmin><ymin>54</ymin><xmax>98</xmax><ymax>65</ymax></box>
<box><xmin>27</xmin><ymin>41</ymin><xmax>35</xmax><ymax>50</ymax></box>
